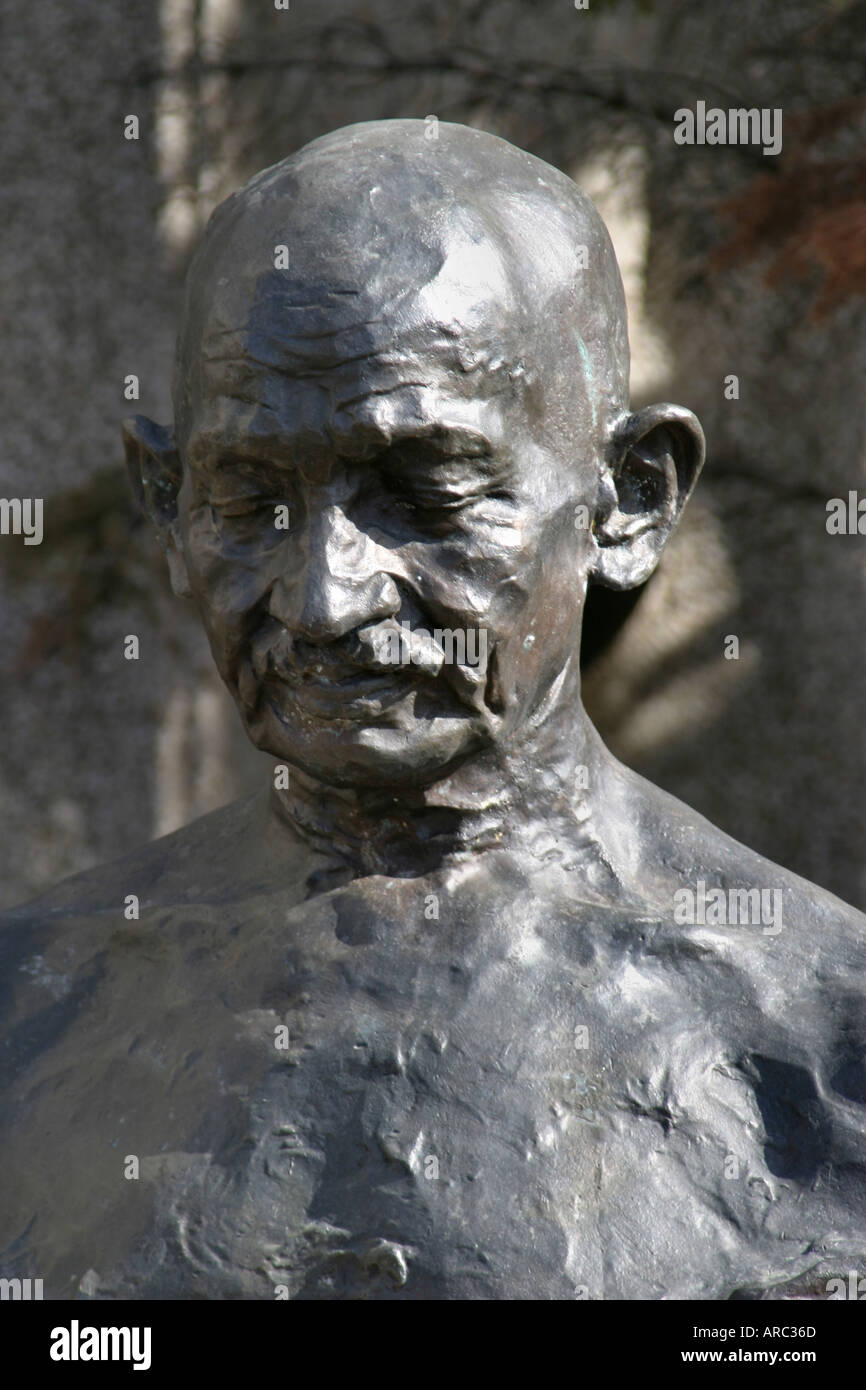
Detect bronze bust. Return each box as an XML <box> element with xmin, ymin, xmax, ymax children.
<box><xmin>2</xmin><ymin>120</ymin><xmax>864</xmax><ymax>1301</ymax></box>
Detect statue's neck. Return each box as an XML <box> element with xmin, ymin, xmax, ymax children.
<box><xmin>271</xmin><ymin>660</ymin><xmax>628</xmax><ymax>890</ymax></box>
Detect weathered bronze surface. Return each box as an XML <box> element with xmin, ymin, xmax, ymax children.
<box><xmin>1</xmin><ymin>121</ymin><xmax>864</xmax><ymax>1300</ymax></box>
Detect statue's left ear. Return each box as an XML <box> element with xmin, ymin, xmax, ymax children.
<box><xmin>590</xmin><ymin>403</ymin><xmax>705</xmax><ymax>591</ymax></box>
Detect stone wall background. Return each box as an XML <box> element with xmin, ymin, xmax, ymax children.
<box><xmin>1</xmin><ymin>0</ymin><xmax>863</xmax><ymax>909</ymax></box>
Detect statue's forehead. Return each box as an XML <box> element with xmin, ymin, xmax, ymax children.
<box><xmin>175</xmin><ymin>148</ymin><xmax>628</xmax><ymax>451</ymax></box>
<box><xmin>195</xmin><ymin>205</ymin><xmax>524</xmax><ymax>371</ymax></box>
<box><xmin>195</xmin><ymin>292</ymin><xmax>523</xmax><ymax>395</ymax></box>
<box><xmin>181</xmin><ymin>219</ymin><xmax>539</xmax><ymax>448</ymax></box>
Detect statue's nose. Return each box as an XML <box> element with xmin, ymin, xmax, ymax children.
<box><xmin>270</xmin><ymin>503</ymin><xmax>401</xmax><ymax>643</ymax></box>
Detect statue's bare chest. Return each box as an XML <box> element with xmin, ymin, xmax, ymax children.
<box><xmin>5</xmin><ymin>884</ymin><xmax>845</xmax><ymax>1300</ymax></box>
<box><xmin>94</xmin><ymin>898</ymin><xmax>800</xmax><ymax>1299</ymax></box>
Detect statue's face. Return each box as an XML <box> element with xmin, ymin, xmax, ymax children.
<box><xmin>175</xmin><ymin>224</ymin><xmax>601</xmax><ymax>789</ymax></box>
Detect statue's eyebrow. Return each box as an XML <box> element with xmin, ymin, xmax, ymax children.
<box><xmin>185</xmin><ymin>430</ymin><xmax>302</xmax><ymax>473</ymax></box>
<box><xmin>186</xmin><ymin>421</ymin><xmax>496</xmax><ymax>472</ymax></box>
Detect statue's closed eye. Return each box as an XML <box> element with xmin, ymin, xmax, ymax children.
<box><xmin>210</xmin><ymin>495</ymin><xmax>293</xmax><ymax>550</ymax></box>
<box><xmin>377</xmin><ymin>445</ymin><xmax>512</xmax><ymax>521</ymax></box>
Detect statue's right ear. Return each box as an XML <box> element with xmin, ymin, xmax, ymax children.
<box><xmin>122</xmin><ymin>415</ymin><xmax>192</xmax><ymax>598</ymax></box>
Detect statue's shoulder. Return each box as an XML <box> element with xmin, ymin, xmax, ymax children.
<box><xmin>0</xmin><ymin>788</ymin><xmax>320</xmax><ymax>1083</ymax></box>
<box><xmin>0</xmin><ymin>787</ymin><xmax>289</xmax><ymax>929</ymax></box>
<box><xmin>0</xmin><ymin>788</ymin><xmax>309</xmax><ymax>1004</ymax></box>
<box><xmin>619</xmin><ymin>761</ymin><xmax>866</xmax><ymax>961</ymax></box>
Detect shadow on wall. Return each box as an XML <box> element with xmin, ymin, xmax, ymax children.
<box><xmin>583</xmin><ymin>15</ymin><xmax>866</xmax><ymax>909</ymax></box>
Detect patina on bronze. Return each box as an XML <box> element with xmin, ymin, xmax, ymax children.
<box><xmin>1</xmin><ymin>121</ymin><xmax>864</xmax><ymax>1301</ymax></box>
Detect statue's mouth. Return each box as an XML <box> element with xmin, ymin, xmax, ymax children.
<box><xmin>247</xmin><ymin>616</ymin><xmax>490</xmax><ymax>730</ymax></box>
<box><xmin>271</xmin><ymin>663</ymin><xmax>420</xmax><ymax>722</ymax></box>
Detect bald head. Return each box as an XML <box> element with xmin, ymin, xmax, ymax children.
<box><xmin>126</xmin><ymin>119</ymin><xmax>703</xmax><ymax>791</ymax></box>
<box><xmin>172</xmin><ymin>120</ymin><xmax>630</xmax><ymax>455</ymax></box>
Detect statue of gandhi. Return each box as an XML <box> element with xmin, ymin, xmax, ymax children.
<box><xmin>2</xmin><ymin>120</ymin><xmax>865</xmax><ymax>1301</ymax></box>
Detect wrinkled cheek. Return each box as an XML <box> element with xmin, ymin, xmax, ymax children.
<box><xmin>183</xmin><ymin>522</ymin><xmax>280</xmax><ymax>683</ymax></box>
<box><xmin>448</xmin><ymin>518</ymin><xmax>583</xmax><ymax>722</ymax></box>
<box><xmin>421</xmin><ymin>529</ymin><xmax>537</xmax><ymax>635</ymax></box>
<box><xmin>406</xmin><ymin>535</ymin><xmax>539</xmax><ymax>720</ymax></box>
<box><xmin>512</xmin><ymin>520</ymin><xmax>587</xmax><ymax>692</ymax></box>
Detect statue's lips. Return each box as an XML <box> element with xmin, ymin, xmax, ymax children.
<box><xmin>253</xmin><ymin>620</ymin><xmax>456</xmax><ymax>723</ymax></box>
<box><xmin>267</xmin><ymin>663</ymin><xmax>420</xmax><ymax>721</ymax></box>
